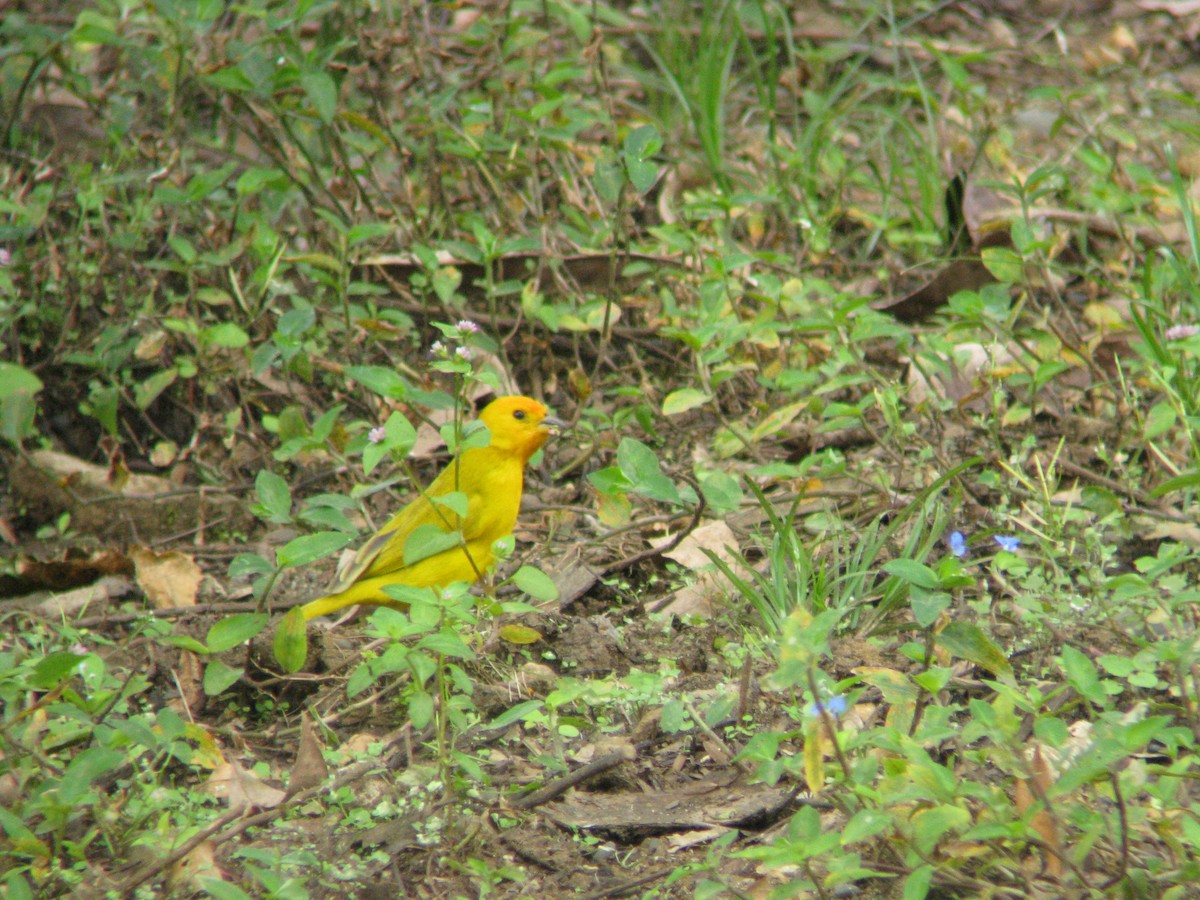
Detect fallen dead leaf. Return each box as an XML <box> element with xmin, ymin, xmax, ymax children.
<box><xmin>131</xmin><ymin>547</ymin><xmax>202</xmax><ymax>609</ymax></box>
<box><xmin>287</xmin><ymin>713</ymin><xmax>329</xmax><ymax>796</ymax></box>
<box><xmin>655</xmin><ymin>520</ymin><xmax>749</xmax><ymax>617</ymax></box>
<box><xmin>201</xmin><ymin>758</ymin><xmax>286</xmax><ymax>812</ymax></box>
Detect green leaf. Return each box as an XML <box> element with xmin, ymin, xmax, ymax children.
<box><xmin>903</xmin><ymin>865</ymin><xmax>934</xmax><ymax>900</ymax></box>
<box><xmin>617</xmin><ymin>437</ymin><xmax>682</xmax><ymax>505</ymax></box>
<box><xmin>1143</xmin><ymin>401</ymin><xmax>1176</xmax><ymax>441</ymax></box>
<box><xmin>662</xmin><ymin>388</ymin><xmax>711</xmax><ymax>416</ymax></box>
<box><xmin>276</xmin><ymin>531</ymin><xmax>353</xmax><ymax>568</ymax></box>
<box><xmin>31</xmin><ymin>652</ymin><xmax>84</xmax><ymax>689</ymax></box>
<box><xmin>408</xmin><ymin>689</ymin><xmax>434</xmax><ymax>729</ymax></box>
<box><xmin>198</xmin><ymin>877</ymin><xmax>253</xmax><ymax>900</ymax></box>
<box><xmin>432</xmin><ymin>490</ymin><xmax>469</xmax><ymax>518</ymax></box>
<box><xmin>203</xmin><ymin>660</ymin><xmax>244</xmax><ymax>695</ymax></box>
<box><xmin>134</xmin><ymin>368</ymin><xmax>177</xmax><ymax>410</ymax></box>
<box><xmin>254</xmin><ymin>471</ymin><xmax>292</xmax><ymax>524</ymax></box>
<box><xmin>936</xmin><ymin>621</ymin><xmax>1013</xmax><ymax>680</ymax></box>
<box><xmin>498</xmin><ymin>623</ymin><xmax>543</xmax><ymax>644</ymax></box>
<box><xmin>402</xmin><ymin>524</ymin><xmax>462</xmax><ymax>566</ymax></box>
<box><xmin>228</xmin><ymin>553</ymin><xmax>274</xmax><ymax>579</ymax></box>
<box><xmin>623</xmin><ymin>123</ymin><xmax>662</xmax><ymax>194</ymax></box>
<box><xmin>201</xmin><ymin>65</ymin><xmax>257</xmax><ymax>92</ymax></box>
<box><xmin>883</xmin><ymin>559</ymin><xmax>940</xmax><ymax>589</ymax></box>
<box><xmin>840</xmin><ymin>808</ymin><xmax>893</xmax><ymax>845</ymax></box>
<box><xmin>909</xmin><ymin>588</ymin><xmax>950</xmax><ymax>629</ymax></box>
<box><xmin>1151</xmin><ymin>469</ymin><xmax>1200</xmax><ymax>498</ymax></box>
<box><xmin>273</xmin><ymin>608</ymin><xmax>308</xmax><ymax>674</ymax></box>
<box><xmin>363</xmin><ymin>411</ymin><xmax>417</xmax><ymax>475</ymax></box>
<box><xmin>511</xmin><ymin>565</ymin><xmax>558</xmax><ymax>601</ymax></box>
<box><xmin>301</xmin><ymin>70</ymin><xmax>338</xmax><ymax>124</ymax></box>
<box><xmin>184</xmin><ymin>162</ymin><xmax>238</xmax><ymax>201</ymax></box>
<box><xmin>201</xmin><ymin>322</ymin><xmax>250</xmax><ymax>349</ymax></box>
<box><xmin>3</xmin><ymin>872</ymin><xmax>35</xmax><ymax>900</ymax></box>
<box><xmin>416</xmin><ymin>631</ymin><xmax>475</xmax><ymax>660</ymax></box>
<box><xmin>1059</xmin><ymin>644</ymin><xmax>1105</xmax><ymax>703</ymax></box>
<box><xmin>980</xmin><ymin>246</ymin><xmax>1023</xmax><ymax>282</ymax></box>
<box><xmin>159</xmin><ymin>634</ymin><xmax>211</xmax><ymax>654</ymax></box>
<box><xmin>587</xmin><ymin>465</ymin><xmax>633</xmax><ymax>496</ymax></box>
<box><xmin>486</xmin><ymin>699</ymin><xmax>544</xmax><ymax>729</ymax></box>
<box><xmin>206</xmin><ymin>614</ymin><xmax>269</xmax><ymax>653</ymax></box>
<box><xmin>0</xmin><ymin>362</ymin><xmax>43</xmax><ymax>444</ymax></box>
<box><xmin>59</xmin><ymin>748</ymin><xmax>125</xmax><ymax>804</ymax></box>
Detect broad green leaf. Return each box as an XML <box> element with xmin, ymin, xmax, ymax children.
<box><xmin>1059</xmin><ymin>644</ymin><xmax>1104</xmax><ymax>703</ymax></box>
<box><xmin>903</xmin><ymin>865</ymin><xmax>934</xmax><ymax>900</ymax></box>
<box><xmin>980</xmin><ymin>246</ymin><xmax>1023</xmax><ymax>282</ymax></box>
<box><xmin>31</xmin><ymin>652</ymin><xmax>85</xmax><ymax>689</ymax></box>
<box><xmin>254</xmin><ymin>471</ymin><xmax>292</xmax><ymax>523</ymax></box>
<box><xmin>363</xmin><ymin>411</ymin><xmax>418</xmax><ymax>475</ymax></box>
<box><xmin>498</xmin><ymin>623</ymin><xmax>543</xmax><ymax>644</ymax></box>
<box><xmin>936</xmin><ymin>621</ymin><xmax>1013</xmax><ymax>680</ymax></box>
<box><xmin>201</xmin><ymin>322</ymin><xmax>250</xmax><ymax>349</ymax></box>
<box><xmin>408</xmin><ymin>689</ymin><xmax>434</xmax><ymax>729</ymax></box>
<box><xmin>1150</xmin><ymin>469</ymin><xmax>1200</xmax><ymax>497</ymax></box>
<box><xmin>345</xmin><ymin>365</ymin><xmax>411</xmax><ymax>398</ymax></box>
<box><xmin>301</xmin><ymin>70</ymin><xmax>337</xmax><ymax>124</ymax></box>
<box><xmin>159</xmin><ymin>634</ymin><xmax>211</xmax><ymax>654</ymax></box>
<box><xmin>203</xmin><ymin>660</ymin><xmax>244</xmax><ymax>695</ymax></box>
<box><xmin>206</xmin><ymin>614</ymin><xmax>268</xmax><ymax>653</ymax></box>
<box><xmin>276</xmin><ymin>531</ymin><xmax>353</xmax><ymax>568</ymax></box>
<box><xmin>273</xmin><ymin>608</ymin><xmax>308</xmax><ymax>674</ymax></box>
<box><xmin>402</xmin><ymin>524</ymin><xmax>462</xmax><ymax>566</ymax></box>
<box><xmin>909</xmin><ymin>588</ymin><xmax>950</xmax><ymax>629</ymax></box>
<box><xmin>883</xmin><ymin>559</ymin><xmax>940</xmax><ymax>589</ymax></box>
<box><xmin>662</xmin><ymin>388</ymin><xmax>711</xmax><ymax>416</ymax></box>
<box><xmin>487</xmin><ymin>699</ymin><xmax>544</xmax><ymax>729</ymax></box>
<box><xmin>415</xmin><ymin>631</ymin><xmax>475</xmax><ymax>660</ymax></box>
<box><xmin>432</xmin><ymin>490</ymin><xmax>469</xmax><ymax>518</ymax></box>
<box><xmin>511</xmin><ymin>565</ymin><xmax>558</xmax><ymax>601</ymax></box>
<box><xmin>228</xmin><ymin>553</ymin><xmax>274</xmax><ymax>579</ymax></box>
<box><xmin>623</xmin><ymin>123</ymin><xmax>662</xmax><ymax>194</ymax></box>
<box><xmin>0</xmin><ymin>362</ymin><xmax>43</xmax><ymax>444</ymax></box>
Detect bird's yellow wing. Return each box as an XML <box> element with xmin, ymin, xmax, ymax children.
<box><xmin>328</xmin><ymin>473</ymin><xmax>471</xmax><ymax>588</ymax></box>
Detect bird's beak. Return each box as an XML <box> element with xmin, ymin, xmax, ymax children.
<box><xmin>542</xmin><ymin>415</ymin><xmax>567</xmax><ymax>436</ymax></box>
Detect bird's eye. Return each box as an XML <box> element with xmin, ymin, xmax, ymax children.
<box><xmin>513</xmin><ymin>409</ymin><xmax>527</xmax><ymax>420</ymax></box>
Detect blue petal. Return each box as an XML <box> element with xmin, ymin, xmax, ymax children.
<box><xmin>994</xmin><ymin>535</ymin><xmax>1021</xmax><ymax>552</ymax></box>
<box><xmin>948</xmin><ymin>531</ymin><xmax>967</xmax><ymax>557</ymax></box>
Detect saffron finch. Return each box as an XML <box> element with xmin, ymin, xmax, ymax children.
<box><xmin>299</xmin><ymin>395</ymin><xmax>562</xmax><ymax>620</ymax></box>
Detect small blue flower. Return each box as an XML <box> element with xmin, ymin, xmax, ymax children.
<box><xmin>994</xmin><ymin>535</ymin><xmax>1021</xmax><ymax>552</ymax></box>
<box><xmin>948</xmin><ymin>530</ymin><xmax>967</xmax><ymax>558</ymax></box>
<box><xmin>805</xmin><ymin>695</ymin><xmax>848</xmax><ymax>719</ymax></box>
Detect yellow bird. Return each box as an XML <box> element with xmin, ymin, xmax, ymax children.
<box><xmin>300</xmin><ymin>395</ymin><xmax>562</xmax><ymax>620</ymax></box>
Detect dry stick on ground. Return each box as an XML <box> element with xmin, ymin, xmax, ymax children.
<box><xmin>597</xmin><ymin>475</ymin><xmax>707</xmax><ymax>579</ymax></box>
<box><xmin>510</xmin><ymin>749</ymin><xmax>633</xmax><ymax>810</ymax></box>
<box><xmin>681</xmin><ymin>696</ymin><xmax>749</xmax><ymax>772</ymax></box>
<box><xmin>577</xmin><ymin>865</ymin><xmax>682</xmax><ymax>900</ymax></box>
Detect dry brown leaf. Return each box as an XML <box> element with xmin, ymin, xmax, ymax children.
<box><xmin>1015</xmin><ymin>744</ymin><xmax>1063</xmax><ymax>879</ymax></box>
<box><xmin>665</xmin><ymin>826</ymin><xmax>733</xmax><ymax>852</ymax></box>
<box><xmin>167</xmin><ymin>840</ymin><xmax>225</xmax><ymax>890</ymax></box>
<box><xmin>201</xmin><ymin>759</ymin><xmax>285</xmax><ymax>812</ymax></box>
<box><xmin>657</xmin><ymin>520</ymin><xmax>748</xmax><ymax>617</ymax></box>
<box><xmin>905</xmin><ymin>342</ymin><xmax>1018</xmax><ymax>407</ymax></box>
<box><xmin>287</xmin><ymin>713</ymin><xmax>329</xmax><ymax>796</ymax></box>
<box><xmin>131</xmin><ymin>546</ymin><xmax>202</xmax><ymax>609</ymax></box>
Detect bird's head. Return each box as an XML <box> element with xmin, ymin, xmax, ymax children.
<box><xmin>476</xmin><ymin>395</ymin><xmax>564</xmax><ymax>462</ymax></box>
